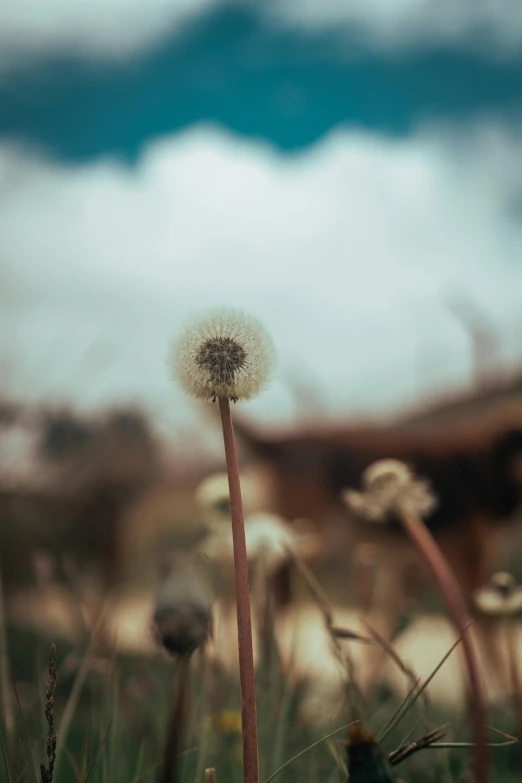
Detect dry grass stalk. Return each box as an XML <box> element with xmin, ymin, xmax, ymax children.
<box><xmin>388</xmin><ymin>725</ymin><xmax>447</xmax><ymax>766</ymax></box>
<box><xmin>292</xmin><ymin>556</ymin><xmax>367</xmax><ymax>721</ymax></box>
<box><xmin>40</xmin><ymin>643</ymin><xmax>57</xmax><ymax>783</ymax></box>
<box><xmin>0</xmin><ymin>561</ymin><xmax>15</xmax><ymax>780</ymax></box>
<box><xmin>54</xmin><ymin>598</ymin><xmax>112</xmax><ymax>774</ymax></box>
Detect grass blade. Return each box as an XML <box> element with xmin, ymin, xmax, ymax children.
<box><xmin>55</xmin><ymin>598</ymin><xmax>112</xmax><ymax>774</ymax></box>
<box><xmin>13</xmin><ymin>683</ymin><xmax>38</xmax><ymax>783</ymax></box>
<box><xmin>83</xmin><ymin>721</ymin><xmax>112</xmax><ymax>783</ymax></box>
<box><xmin>378</xmin><ymin>626</ymin><xmax>467</xmax><ymax>742</ymax></box>
<box><xmin>0</xmin><ymin>726</ymin><xmax>13</xmax><ymax>783</ymax></box>
<box><xmin>375</xmin><ymin>677</ymin><xmax>421</xmax><ymax>743</ymax></box>
<box><xmin>362</xmin><ymin>619</ymin><xmax>429</xmax><ymax>711</ymax></box>
<box><xmin>429</xmin><ymin>740</ymin><xmax>518</xmax><ymax>749</ymax></box>
<box><xmin>262</xmin><ymin>721</ymin><xmax>358</xmax><ymax>783</ymax></box>
<box><xmin>63</xmin><ymin>746</ymin><xmax>82</xmax><ymax>783</ymax></box>
<box><xmin>129</xmin><ymin>748</ymin><xmax>197</xmax><ymax>783</ymax></box>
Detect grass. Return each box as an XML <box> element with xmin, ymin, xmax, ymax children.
<box><xmin>1</xmin><ymin>618</ymin><xmax>521</xmax><ymax>783</ymax></box>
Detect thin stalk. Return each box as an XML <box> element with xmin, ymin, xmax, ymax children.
<box><xmin>263</xmin><ymin>721</ymin><xmax>357</xmax><ymax>783</ymax></box>
<box><xmin>159</xmin><ymin>656</ymin><xmax>190</xmax><ymax>783</ymax></box>
<box><xmin>254</xmin><ymin>562</ymin><xmax>277</xmax><ymax>675</ymax></box>
<box><xmin>55</xmin><ymin>599</ymin><xmax>111</xmax><ymax>774</ymax></box>
<box><xmin>504</xmin><ymin>617</ymin><xmax>522</xmax><ymax>769</ymax></box>
<box><xmin>401</xmin><ymin>510</ymin><xmax>488</xmax><ymax>783</ymax></box>
<box><xmin>194</xmin><ymin>653</ymin><xmax>211</xmax><ymax>783</ymax></box>
<box><xmin>0</xmin><ymin>562</ymin><xmax>15</xmax><ymax>780</ymax></box>
<box><xmin>218</xmin><ymin>397</ymin><xmax>259</xmax><ymax>783</ymax></box>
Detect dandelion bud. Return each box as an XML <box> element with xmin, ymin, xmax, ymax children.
<box><xmin>474</xmin><ymin>571</ymin><xmax>522</xmax><ymax>616</ymax></box>
<box><xmin>343</xmin><ymin>459</ymin><xmax>437</xmax><ymax>523</ymax></box>
<box><xmin>153</xmin><ymin>553</ymin><xmax>213</xmax><ymax>657</ymax></box>
<box><xmin>170</xmin><ymin>308</ymin><xmax>276</xmax><ymax>402</ymax></box>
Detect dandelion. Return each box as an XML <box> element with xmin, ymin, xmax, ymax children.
<box><xmin>202</xmin><ymin>511</ymin><xmax>320</xmax><ymax>669</ymax></box>
<box><xmin>169</xmin><ymin>308</ymin><xmax>277</xmax><ymax>783</ymax></box>
<box><xmin>343</xmin><ymin>459</ymin><xmax>437</xmax><ymax>523</ymax></box>
<box><xmin>153</xmin><ymin>553</ymin><xmax>213</xmax><ymax>658</ymax></box>
<box><xmin>153</xmin><ymin>553</ymin><xmax>213</xmax><ymax>783</ymax></box>
<box><xmin>201</xmin><ymin>511</ymin><xmax>316</xmax><ymax>574</ymax></box>
<box><xmin>343</xmin><ymin>459</ymin><xmax>489</xmax><ymax>783</ymax></box>
<box><xmin>171</xmin><ymin>308</ymin><xmax>275</xmax><ymax>403</ymax></box>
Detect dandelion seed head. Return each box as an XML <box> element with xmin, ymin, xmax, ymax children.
<box><xmin>362</xmin><ymin>459</ymin><xmax>412</xmax><ymax>492</ymax></box>
<box><xmin>343</xmin><ymin>459</ymin><xmax>437</xmax><ymax>523</ymax></box>
<box><xmin>200</xmin><ymin>512</ymin><xmax>317</xmax><ymax>572</ymax></box>
<box><xmin>170</xmin><ymin>308</ymin><xmax>276</xmax><ymax>402</ymax></box>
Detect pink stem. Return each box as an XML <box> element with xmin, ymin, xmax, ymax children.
<box><xmin>219</xmin><ymin>398</ymin><xmax>259</xmax><ymax>783</ymax></box>
<box><xmin>401</xmin><ymin>511</ymin><xmax>489</xmax><ymax>783</ymax></box>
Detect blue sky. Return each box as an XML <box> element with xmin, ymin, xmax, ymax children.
<box><xmin>2</xmin><ymin>0</ymin><xmax>522</xmax><ymax>432</ymax></box>
<box><xmin>2</xmin><ymin>4</ymin><xmax>522</xmax><ymax>162</ymax></box>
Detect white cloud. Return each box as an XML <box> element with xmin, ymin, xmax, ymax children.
<box><xmin>0</xmin><ymin>0</ymin><xmax>214</xmax><ymax>74</ymax></box>
<box><xmin>1</xmin><ymin>0</ymin><xmax>522</xmax><ymax>77</ymax></box>
<box><xmin>269</xmin><ymin>0</ymin><xmax>522</xmax><ymax>55</ymax></box>
<box><xmin>2</xmin><ymin>120</ymin><xmax>522</xmax><ymax>429</ymax></box>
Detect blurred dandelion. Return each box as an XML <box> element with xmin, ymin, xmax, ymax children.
<box><xmin>343</xmin><ymin>459</ymin><xmax>489</xmax><ymax>783</ymax></box>
<box><xmin>344</xmin><ymin>459</ymin><xmax>437</xmax><ymax>523</ymax></box>
<box><xmin>201</xmin><ymin>511</ymin><xmax>316</xmax><ymax>574</ymax></box>
<box><xmin>153</xmin><ymin>553</ymin><xmax>213</xmax><ymax>658</ymax></box>
<box><xmin>201</xmin><ymin>509</ymin><xmax>320</xmax><ymax>667</ymax></box>
<box><xmin>153</xmin><ymin>553</ymin><xmax>213</xmax><ymax>783</ymax></box>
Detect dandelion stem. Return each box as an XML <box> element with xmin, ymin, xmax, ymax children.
<box><xmin>219</xmin><ymin>397</ymin><xmax>259</xmax><ymax>783</ymax></box>
<box><xmin>401</xmin><ymin>511</ymin><xmax>488</xmax><ymax>783</ymax></box>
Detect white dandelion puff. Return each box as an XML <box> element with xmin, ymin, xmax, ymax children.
<box><xmin>170</xmin><ymin>308</ymin><xmax>276</xmax><ymax>402</ymax></box>
<box><xmin>362</xmin><ymin>459</ymin><xmax>412</xmax><ymax>492</ymax></box>
<box><xmin>343</xmin><ymin>458</ymin><xmax>437</xmax><ymax>523</ymax></box>
<box><xmin>200</xmin><ymin>512</ymin><xmax>319</xmax><ymax>573</ymax></box>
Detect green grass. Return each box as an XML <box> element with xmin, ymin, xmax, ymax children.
<box><xmin>1</xmin><ymin>620</ymin><xmax>521</xmax><ymax>783</ymax></box>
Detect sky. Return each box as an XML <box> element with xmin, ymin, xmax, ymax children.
<box><xmin>2</xmin><ymin>0</ymin><xmax>522</xmax><ymax>434</ymax></box>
